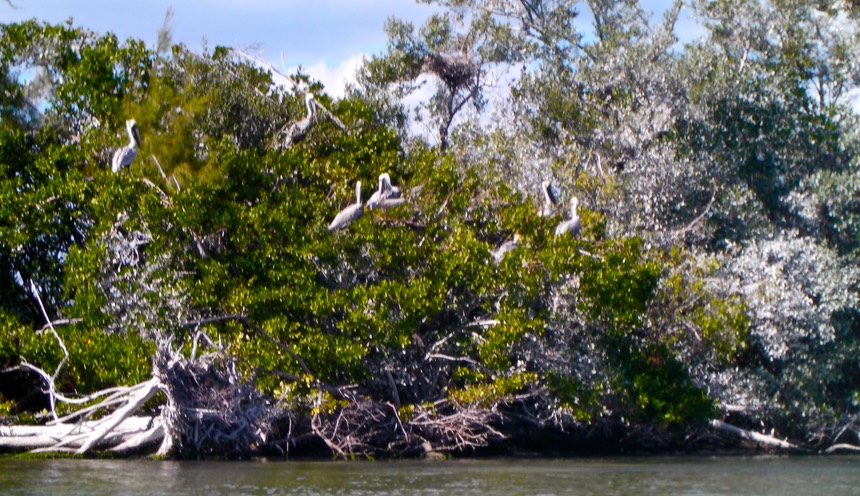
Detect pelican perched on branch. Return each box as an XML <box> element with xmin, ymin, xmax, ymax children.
<box><xmin>555</xmin><ymin>197</ymin><xmax>582</xmax><ymax>237</ymax></box>
<box><xmin>491</xmin><ymin>234</ymin><xmax>522</xmax><ymax>263</ymax></box>
<box><xmin>540</xmin><ymin>179</ymin><xmax>560</xmax><ymax>216</ymax></box>
<box><xmin>367</xmin><ymin>173</ymin><xmax>404</xmax><ymax>210</ymax></box>
<box><xmin>111</xmin><ymin>119</ymin><xmax>141</xmax><ymax>173</ymax></box>
<box><xmin>327</xmin><ymin>181</ymin><xmax>364</xmax><ymax>231</ymax></box>
<box><xmin>286</xmin><ymin>93</ymin><xmax>316</xmax><ymax>146</ymax></box>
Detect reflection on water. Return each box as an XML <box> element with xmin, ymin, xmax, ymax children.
<box><xmin>0</xmin><ymin>456</ymin><xmax>858</xmax><ymax>495</ymax></box>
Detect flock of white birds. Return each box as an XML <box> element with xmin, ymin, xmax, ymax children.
<box><xmin>110</xmin><ymin>101</ymin><xmax>581</xmax><ymax>261</ymax></box>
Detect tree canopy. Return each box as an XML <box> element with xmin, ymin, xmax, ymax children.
<box><xmin>1</xmin><ymin>0</ymin><xmax>858</xmax><ymax>458</ymax></box>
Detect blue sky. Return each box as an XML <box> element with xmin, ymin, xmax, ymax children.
<box><xmin>2</xmin><ymin>0</ymin><xmax>441</xmax><ymax>96</ymax></box>
<box><xmin>3</xmin><ymin>1</ymin><xmax>700</xmax><ymax>97</ymax></box>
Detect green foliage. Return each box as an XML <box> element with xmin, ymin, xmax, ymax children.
<box><xmin>619</xmin><ymin>342</ymin><xmax>715</xmax><ymax>426</ymax></box>
<box><xmin>450</xmin><ymin>371</ymin><xmax>538</xmax><ymax>407</ymax></box>
<box><xmin>3</xmin><ymin>2</ymin><xmax>857</xmax><ymax>451</ymax></box>
<box><xmin>578</xmin><ymin>239</ymin><xmax>662</xmax><ymax>328</ymax></box>
<box><xmin>692</xmin><ymin>296</ymin><xmax>749</xmax><ymax>362</ymax></box>
<box><xmin>0</xmin><ymin>310</ymin><xmax>152</xmax><ymax>396</ymax></box>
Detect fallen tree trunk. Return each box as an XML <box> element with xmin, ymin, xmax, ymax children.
<box><xmin>711</xmin><ymin>419</ymin><xmax>803</xmax><ymax>451</ymax></box>
<box><xmin>0</xmin><ymin>415</ymin><xmax>162</xmax><ymax>452</ymax></box>
<box><xmin>75</xmin><ymin>378</ymin><xmax>161</xmax><ymax>454</ymax></box>
<box><xmin>825</xmin><ymin>443</ymin><xmax>860</xmax><ymax>454</ymax></box>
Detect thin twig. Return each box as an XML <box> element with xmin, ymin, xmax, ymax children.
<box><xmin>233</xmin><ymin>49</ymin><xmax>302</xmax><ymax>89</ymax></box>
<box><xmin>139</xmin><ymin>177</ymin><xmax>171</xmax><ymax>206</ymax></box>
<box><xmin>28</xmin><ymin>281</ymin><xmax>67</xmax><ymax>421</ymax></box>
<box><xmin>672</xmin><ymin>190</ymin><xmax>716</xmax><ymax>237</ymax></box>
<box><xmin>312</xmin><ymin>100</ymin><xmax>348</xmax><ymax>132</ymax></box>
<box><xmin>152</xmin><ymin>154</ymin><xmax>168</xmax><ymax>182</ymax></box>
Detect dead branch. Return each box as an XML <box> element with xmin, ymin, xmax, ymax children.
<box><xmin>45</xmin><ymin>381</ymin><xmax>156</xmax><ymax>423</ymax></box>
<box><xmin>152</xmin><ymin>154</ymin><xmax>169</xmax><ymax>182</ymax></box>
<box><xmin>308</xmin><ymin>396</ymin><xmax>506</xmax><ymax>459</ymax></box>
<box><xmin>154</xmin><ymin>339</ymin><xmax>280</xmax><ymax>458</ymax></box>
<box><xmin>75</xmin><ymin>377</ymin><xmax>161</xmax><ymax>454</ymax></box>
<box><xmin>311</xmin><ymin>99</ymin><xmax>348</xmax><ymax>132</ymax></box>
<box><xmin>711</xmin><ymin>419</ymin><xmax>804</xmax><ymax>451</ymax></box>
<box><xmin>37</xmin><ymin>318</ymin><xmax>82</xmax><ymax>332</ymax></box>
<box><xmin>825</xmin><ymin>443</ymin><xmax>860</xmax><ymax>453</ymax></box>
<box><xmin>671</xmin><ymin>190</ymin><xmax>715</xmax><ymax>238</ymax></box>
<box><xmin>1</xmin><ymin>416</ymin><xmax>160</xmax><ymax>452</ymax></box>
<box><xmin>384</xmin><ymin>369</ymin><xmax>401</xmax><ymax>409</ymax></box>
<box><xmin>140</xmin><ymin>177</ymin><xmax>172</xmax><ymax>206</ymax></box>
<box><xmin>111</xmin><ymin>418</ymin><xmax>165</xmax><ymax>454</ymax></box>
<box><xmin>409</xmin><ymin>400</ymin><xmax>505</xmax><ymax>452</ymax></box>
<box><xmin>27</xmin><ymin>281</ymin><xmax>68</xmax><ymax>421</ymax></box>
<box><xmin>233</xmin><ymin>48</ymin><xmax>301</xmax><ymax>89</ymax></box>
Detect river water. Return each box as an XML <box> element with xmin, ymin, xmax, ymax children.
<box><xmin>0</xmin><ymin>456</ymin><xmax>857</xmax><ymax>495</ymax></box>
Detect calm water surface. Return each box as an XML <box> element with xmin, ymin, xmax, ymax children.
<box><xmin>0</xmin><ymin>456</ymin><xmax>857</xmax><ymax>495</ymax></box>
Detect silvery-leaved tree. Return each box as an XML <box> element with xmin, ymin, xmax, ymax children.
<box><xmin>361</xmin><ymin>0</ymin><xmax>860</xmax><ymax>444</ymax></box>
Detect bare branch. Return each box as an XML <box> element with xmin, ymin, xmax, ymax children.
<box><xmin>233</xmin><ymin>48</ymin><xmax>302</xmax><ymax>89</ymax></box>
<box><xmin>151</xmin><ymin>154</ymin><xmax>169</xmax><ymax>182</ymax></box>
<box><xmin>312</xmin><ymin>99</ymin><xmax>348</xmax><ymax>132</ymax></box>
<box><xmin>28</xmin><ymin>281</ymin><xmax>68</xmax><ymax>421</ymax></box>
<box><xmin>671</xmin><ymin>190</ymin><xmax>716</xmax><ymax>237</ymax></box>
<box><xmin>139</xmin><ymin>177</ymin><xmax>171</xmax><ymax>206</ymax></box>
<box><xmin>76</xmin><ymin>378</ymin><xmax>161</xmax><ymax>454</ymax></box>
<box><xmin>711</xmin><ymin>420</ymin><xmax>804</xmax><ymax>451</ymax></box>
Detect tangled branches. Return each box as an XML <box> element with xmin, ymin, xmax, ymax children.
<box><xmin>154</xmin><ymin>338</ymin><xmax>280</xmax><ymax>459</ymax></box>
<box><xmin>311</xmin><ymin>398</ymin><xmax>504</xmax><ymax>458</ymax></box>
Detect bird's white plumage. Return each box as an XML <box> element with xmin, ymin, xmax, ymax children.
<box><xmin>555</xmin><ymin>197</ymin><xmax>582</xmax><ymax>237</ymax></box>
<box><xmin>111</xmin><ymin>119</ymin><xmax>140</xmax><ymax>173</ymax></box>
<box><xmin>286</xmin><ymin>93</ymin><xmax>317</xmax><ymax>146</ymax></box>
<box><xmin>381</xmin><ymin>173</ymin><xmax>402</xmax><ymax>199</ymax></box>
<box><xmin>367</xmin><ymin>173</ymin><xmax>403</xmax><ymax>210</ymax></box>
<box><xmin>327</xmin><ymin>181</ymin><xmax>364</xmax><ymax>231</ymax></box>
<box><xmin>492</xmin><ymin>233</ymin><xmax>522</xmax><ymax>262</ymax></box>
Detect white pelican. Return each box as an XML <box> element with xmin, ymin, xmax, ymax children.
<box><xmin>366</xmin><ymin>173</ymin><xmax>404</xmax><ymax>209</ymax></box>
<box><xmin>286</xmin><ymin>93</ymin><xmax>316</xmax><ymax>146</ymax></box>
<box><xmin>540</xmin><ymin>179</ymin><xmax>560</xmax><ymax>216</ymax></box>
<box><xmin>491</xmin><ymin>233</ymin><xmax>522</xmax><ymax>263</ymax></box>
<box><xmin>381</xmin><ymin>173</ymin><xmax>402</xmax><ymax>199</ymax></box>
<box><xmin>327</xmin><ymin>181</ymin><xmax>364</xmax><ymax>231</ymax></box>
<box><xmin>554</xmin><ymin>197</ymin><xmax>582</xmax><ymax>237</ymax></box>
<box><xmin>111</xmin><ymin>119</ymin><xmax>141</xmax><ymax>173</ymax></box>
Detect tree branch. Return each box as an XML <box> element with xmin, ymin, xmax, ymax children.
<box><xmin>711</xmin><ymin>420</ymin><xmax>804</xmax><ymax>451</ymax></box>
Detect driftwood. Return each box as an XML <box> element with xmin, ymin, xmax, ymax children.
<box><xmin>0</xmin><ymin>280</ymin><xmax>283</xmax><ymax>457</ymax></box>
<box><xmin>825</xmin><ymin>443</ymin><xmax>860</xmax><ymax>453</ymax></box>
<box><xmin>0</xmin><ymin>338</ymin><xmax>282</xmax><ymax>457</ymax></box>
<box><xmin>711</xmin><ymin>419</ymin><xmax>802</xmax><ymax>451</ymax></box>
<box><xmin>75</xmin><ymin>378</ymin><xmax>161</xmax><ymax>454</ymax></box>
<box><xmin>0</xmin><ymin>415</ymin><xmax>161</xmax><ymax>452</ymax></box>
<box><xmin>0</xmin><ymin>283</ymin><xmax>165</xmax><ymax>454</ymax></box>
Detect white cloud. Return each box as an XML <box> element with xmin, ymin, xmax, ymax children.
<box><xmin>300</xmin><ymin>54</ymin><xmax>367</xmax><ymax>99</ymax></box>
<box><xmin>259</xmin><ymin>53</ymin><xmax>364</xmax><ymax>99</ymax></box>
<box><xmin>265</xmin><ymin>53</ymin><xmax>366</xmax><ymax>99</ymax></box>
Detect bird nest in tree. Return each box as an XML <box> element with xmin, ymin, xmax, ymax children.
<box><xmin>423</xmin><ymin>51</ymin><xmax>478</xmax><ymax>89</ymax></box>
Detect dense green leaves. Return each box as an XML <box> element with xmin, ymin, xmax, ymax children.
<box><xmin>2</xmin><ymin>1</ymin><xmax>858</xmax><ymax>453</ymax></box>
